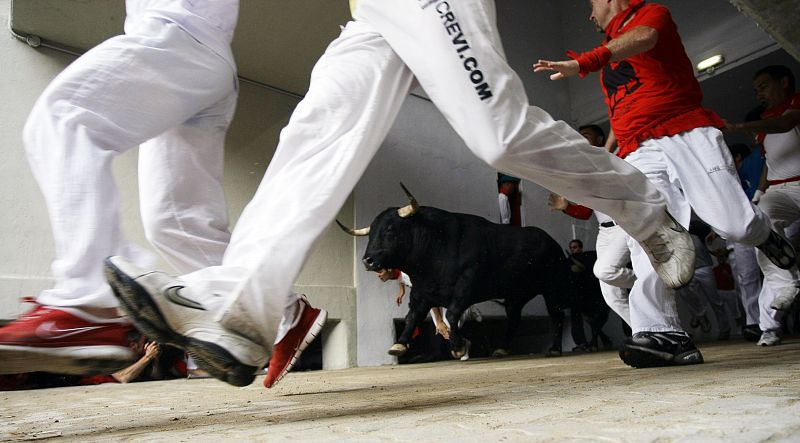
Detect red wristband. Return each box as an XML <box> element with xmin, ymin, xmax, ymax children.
<box><xmin>566</xmin><ymin>45</ymin><xmax>612</xmax><ymax>78</ymax></box>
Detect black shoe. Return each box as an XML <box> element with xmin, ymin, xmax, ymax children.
<box><xmin>742</xmin><ymin>324</ymin><xmax>761</xmax><ymax>342</ymax></box>
<box><xmin>572</xmin><ymin>343</ymin><xmax>590</xmax><ymax>353</ymax></box>
<box><xmin>619</xmin><ymin>331</ymin><xmax>704</xmax><ymax>368</ymax></box>
<box><xmin>757</xmin><ymin>230</ymin><xmax>796</xmax><ymax>270</ymax></box>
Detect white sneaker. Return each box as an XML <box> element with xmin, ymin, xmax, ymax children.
<box><xmin>770</xmin><ymin>286</ymin><xmax>799</xmax><ymax>311</ymax></box>
<box><xmin>639</xmin><ymin>212</ymin><xmax>695</xmax><ymax>289</ymax></box>
<box><xmin>757</xmin><ymin>330</ymin><xmax>781</xmax><ymax>346</ymax></box>
<box><xmin>104</xmin><ymin>256</ymin><xmax>267</xmax><ymax>387</ymax></box>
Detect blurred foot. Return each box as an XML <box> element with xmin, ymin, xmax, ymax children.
<box><xmin>619</xmin><ymin>331</ymin><xmax>703</xmax><ymax>368</ymax></box>
<box><xmin>742</xmin><ymin>324</ymin><xmax>761</xmax><ymax>342</ymax></box>
<box><xmin>757</xmin><ymin>330</ymin><xmax>781</xmax><ymax>346</ymax></box>
<box><xmin>264</xmin><ymin>296</ymin><xmax>327</xmax><ymax>388</ymax></box>
<box><xmin>105</xmin><ymin>256</ymin><xmax>265</xmax><ymax>387</ymax></box>
<box><xmin>0</xmin><ymin>300</ymin><xmax>135</xmax><ymax>375</ymax></box>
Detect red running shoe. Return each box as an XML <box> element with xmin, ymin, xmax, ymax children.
<box><xmin>0</xmin><ymin>301</ymin><xmax>136</xmax><ymax>375</ymax></box>
<box><xmin>263</xmin><ymin>296</ymin><xmax>327</xmax><ymax>388</ymax></box>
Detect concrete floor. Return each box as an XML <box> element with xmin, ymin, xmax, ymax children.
<box><xmin>2</xmin><ymin>339</ymin><xmax>800</xmax><ymax>442</ymax></box>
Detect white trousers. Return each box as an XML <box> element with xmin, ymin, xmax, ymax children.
<box><xmin>624</xmin><ymin>127</ymin><xmax>776</xmax><ymax>333</ymax></box>
<box><xmin>183</xmin><ymin>0</ymin><xmax>672</xmax><ymax>350</ymax></box>
<box><xmin>755</xmin><ymin>182</ymin><xmax>800</xmax><ymax>303</ymax></box>
<box><xmin>731</xmin><ymin>242</ymin><xmax>761</xmax><ymax>326</ymax></box>
<box><xmin>24</xmin><ymin>18</ymin><xmax>237</xmax><ymax>309</ymax></box>
<box><xmin>594</xmin><ymin>224</ymin><xmax>634</xmax><ymax>325</ymax></box>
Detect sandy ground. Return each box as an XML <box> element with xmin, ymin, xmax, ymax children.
<box><xmin>2</xmin><ymin>338</ymin><xmax>800</xmax><ymax>442</ymax></box>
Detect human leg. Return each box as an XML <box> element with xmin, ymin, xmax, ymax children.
<box><xmin>731</xmin><ymin>242</ymin><xmax>762</xmax><ymax>334</ymax></box>
<box><xmin>617</xmin><ymin>149</ymin><xmax>702</xmax><ymax>367</ymax></box>
<box><xmin>2</xmin><ymin>19</ymin><xmax>238</xmax><ymax>375</ymax></box>
<box><xmin>358</xmin><ymin>0</ymin><xmax>693</xmax><ymax>288</ymax></box>
<box><xmin>656</xmin><ymin>129</ymin><xmax>798</xmax><ymax>307</ymax></box>
<box><xmin>107</xmin><ymin>21</ymin><xmax>415</xmax><ymax>386</ymax></box>
<box><xmin>754</xmin><ymin>184</ymin><xmax>800</xmax><ymax>310</ymax></box>
<box><xmin>594</xmin><ymin>225</ymin><xmax>634</xmax><ymax>324</ymax></box>
<box><xmin>138</xmin><ymin>90</ymin><xmax>236</xmax><ymax>273</ymax></box>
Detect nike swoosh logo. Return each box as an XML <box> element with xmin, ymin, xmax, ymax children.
<box><xmin>35</xmin><ymin>321</ymin><xmax>104</xmax><ymax>339</ymax></box>
<box><xmin>666</xmin><ymin>213</ymin><xmax>687</xmax><ymax>233</ymax></box>
<box><xmin>164</xmin><ymin>286</ymin><xmax>206</xmax><ymax>310</ymax></box>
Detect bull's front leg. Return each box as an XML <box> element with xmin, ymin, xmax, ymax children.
<box><xmin>444</xmin><ymin>307</ymin><xmax>469</xmax><ymax>359</ymax></box>
<box><xmin>543</xmin><ymin>294</ymin><xmax>565</xmax><ymax>357</ymax></box>
<box><xmin>389</xmin><ymin>304</ymin><xmax>429</xmax><ymax>356</ymax></box>
<box><xmin>495</xmin><ymin>299</ymin><xmax>526</xmax><ymax>358</ymax></box>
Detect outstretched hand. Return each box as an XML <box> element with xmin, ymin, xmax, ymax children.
<box><xmin>532</xmin><ymin>59</ymin><xmax>580</xmax><ymax>80</ymax></box>
<box><xmin>547</xmin><ymin>193</ymin><xmax>569</xmax><ymax>211</ymax></box>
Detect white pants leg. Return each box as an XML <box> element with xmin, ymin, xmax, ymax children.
<box><xmin>138</xmin><ymin>108</ymin><xmax>235</xmax><ymax>274</ymax></box>
<box><xmin>624</xmin><ymin>146</ymin><xmax>689</xmax><ymax>333</ymax></box>
<box><xmin>197</xmin><ymin>0</ymin><xmax>673</xmax><ymax>348</ymax></box>
<box><xmin>731</xmin><ymin>242</ymin><xmax>762</xmax><ymax>326</ymax></box>
<box><xmin>23</xmin><ymin>18</ymin><xmax>237</xmax><ymax>309</ymax></box>
<box><xmin>623</xmin><ymin>127</ymin><xmax>785</xmax><ymax>334</ymax></box>
<box><xmin>594</xmin><ymin>225</ymin><xmax>634</xmax><ymax>324</ymax></box>
<box><xmin>627</xmin><ymin>237</ymin><xmax>683</xmax><ymax>332</ymax></box>
<box><xmin>758</xmin><ymin>282</ymin><xmax>783</xmax><ymax>332</ymax></box>
<box><xmin>186</xmin><ymin>21</ymin><xmax>417</xmax><ymax>348</ymax></box>
<box><xmin>754</xmin><ymin>183</ymin><xmax>800</xmax><ymax>301</ymax></box>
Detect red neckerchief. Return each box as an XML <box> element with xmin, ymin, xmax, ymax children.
<box><xmin>603</xmin><ymin>0</ymin><xmax>646</xmax><ymax>42</ymax></box>
<box><xmin>757</xmin><ymin>93</ymin><xmax>798</xmax><ymax>145</ymax></box>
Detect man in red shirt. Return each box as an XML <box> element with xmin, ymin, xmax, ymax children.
<box><xmin>534</xmin><ymin>0</ymin><xmax>798</xmax><ymax>368</ymax></box>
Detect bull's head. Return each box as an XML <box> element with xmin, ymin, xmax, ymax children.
<box><xmin>336</xmin><ymin>183</ymin><xmax>420</xmax><ymax>272</ymax></box>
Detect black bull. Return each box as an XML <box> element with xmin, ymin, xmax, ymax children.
<box><xmin>341</xmin><ymin>205</ymin><xmax>573</xmax><ymax>358</ymax></box>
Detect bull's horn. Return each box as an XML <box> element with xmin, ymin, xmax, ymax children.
<box><xmin>397</xmin><ymin>182</ymin><xmax>419</xmax><ymax>218</ymax></box>
<box><xmin>335</xmin><ymin>219</ymin><xmax>370</xmax><ymax>236</ymax></box>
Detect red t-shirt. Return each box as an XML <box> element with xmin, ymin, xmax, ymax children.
<box><xmin>600</xmin><ymin>2</ymin><xmax>724</xmax><ymax>158</ymax></box>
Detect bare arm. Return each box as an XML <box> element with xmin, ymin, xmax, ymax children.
<box><xmin>726</xmin><ymin>110</ymin><xmax>800</xmax><ymax>135</ymax></box>
<box><xmin>604</xmin><ymin>129</ymin><xmax>618</xmax><ymax>153</ymax></box>
<box><xmin>430</xmin><ymin>307</ymin><xmax>450</xmax><ymax>339</ymax></box>
<box><xmin>112</xmin><ymin>342</ymin><xmax>160</xmax><ymax>383</ymax></box>
<box><xmin>605</xmin><ymin>26</ymin><xmax>658</xmax><ymax>61</ymax></box>
<box><xmin>395</xmin><ymin>282</ymin><xmax>406</xmax><ymax>306</ymax></box>
<box><xmin>533</xmin><ymin>26</ymin><xmax>658</xmax><ymax>80</ymax></box>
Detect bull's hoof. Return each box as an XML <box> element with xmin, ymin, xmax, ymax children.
<box><xmin>546</xmin><ymin>347</ymin><xmax>563</xmax><ymax>357</ymax></box>
<box><xmin>450</xmin><ymin>339</ymin><xmax>471</xmax><ymax>360</ymax></box>
<box><xmin>492</xmin><ymin>348</ymin><xmax>510</xmax><ymax>358</ymax></box>
<box><xmin>388</xmin><ymin>343</ymin><xmax>408</xmax><ymax>356</ymax></box>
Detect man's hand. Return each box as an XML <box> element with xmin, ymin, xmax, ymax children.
<box><xmin>395</xmin><ymin>292</ymin><xmax>404</xmax><ymax>306</ymax></box>
<box><xmin>533</xmin><ymin>59</ymin><xmax>580</xmax><ymax>81</ymax></box>
<box><xmin>548</xmin><ymin>193</ymin><xmax>569</xmax><ymax>211</ymax></box>
<box><xmin>723</xmin><ymin>119</ymin><xmax>749</xmax><ymax>134</ymax></box>
<box><xmin>144</xmin><ymin>342</ymin><xmax>160</xmax><ymax>360</ymax></box>
<box><xmin>435</xmin><ymin>322</ymin><xmax>450</xmax><ymax>340</ymax></box>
